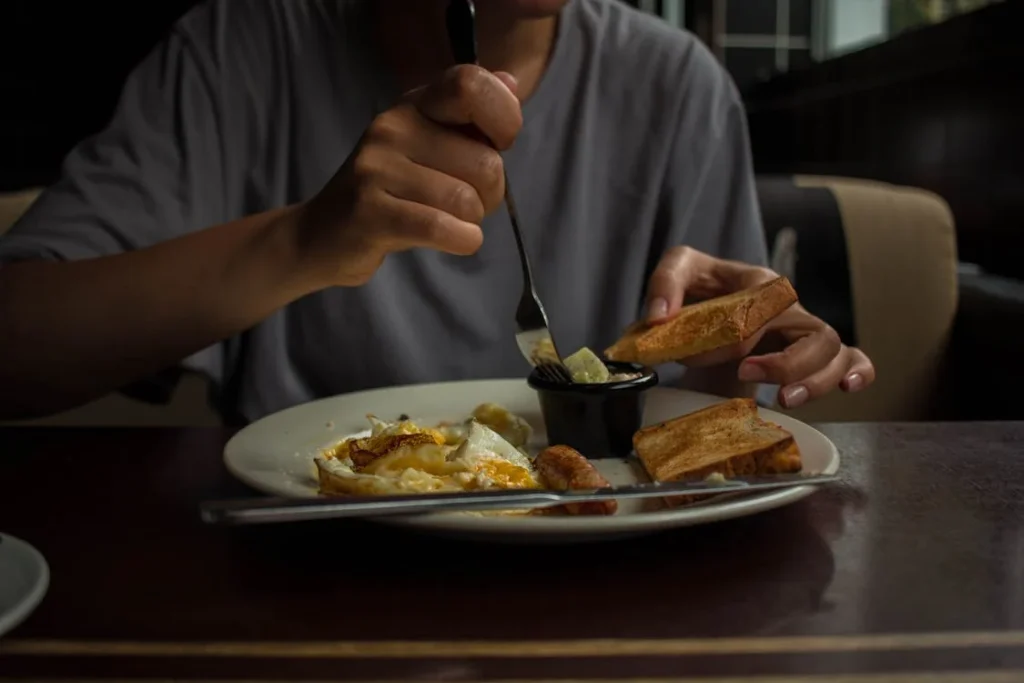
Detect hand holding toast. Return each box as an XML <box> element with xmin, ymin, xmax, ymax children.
<box><xmin>614</xmin><ymin>246</ymin><xmax>875</xmax><ymax>409</ymax></box>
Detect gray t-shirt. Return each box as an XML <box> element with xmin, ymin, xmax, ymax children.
<box><xmin>0</xmin><ymin>0</ymin><xmax>766</xmax><ymax>422</ymax></box>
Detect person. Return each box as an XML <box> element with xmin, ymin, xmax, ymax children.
<box><xmin>0</xmin><ymin>0</ymin><xmax>874</xmax><ymax>423</ymax></box>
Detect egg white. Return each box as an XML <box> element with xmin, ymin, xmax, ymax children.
<box><xmin>314</xmin><ymin>418</ymin><xmax>539</xmax><ymax>502</ymax></box>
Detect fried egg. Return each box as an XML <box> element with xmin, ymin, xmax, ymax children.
<box><xmin>434</xmin><ymin>403</ymin><xmax>532</xmax><ymax>451</ymax></box>
<box><xmin>323</xmin><ymin>416</ymin><xmax>447</xmax><ymax>464</ymax></box>
<box><xmin>314</xmin><ymin>415</ymin><xmax>540</xmax><ymax>504</ymax></box>
<box><xmin>471</xmin><ymin>403</ymin><xmax>532</xmax><ymax>449</ymax></box>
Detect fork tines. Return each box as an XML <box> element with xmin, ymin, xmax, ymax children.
<box><xmin>536</xmin><ymin>362</ymin><xmax>573</xmax><ymax>384</ymax></box>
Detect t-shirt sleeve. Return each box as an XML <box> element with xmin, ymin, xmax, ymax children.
<box><xmin>0</xmin><ymin>24</ymin><xmax>234</xmax><ymax>401</ymax></box>
<box><xmin>656</xmin><ymin>47</ymin><xmax>768</xmax><ymax>268</ymax></box>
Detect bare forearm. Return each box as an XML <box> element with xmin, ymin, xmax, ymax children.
<box><xmin>0</xmin><ymin>205</ymin><xmax>316</xmax><ymax>418</ymax></box>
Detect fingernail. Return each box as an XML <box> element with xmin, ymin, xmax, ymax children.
<box><xmin>738</xmin><ymin>363</ymin><xmax>766</xmax><ymax>383</ymax></box>
<box><xmin>843</xmin><ymin>372</ymin><xmax>863</xmax><ymax>392</ymax></box>
<box><xmin>782</xmin><ymin>385</ymin><xmax>809</xmax><ymax>408</ymax></box>
<box><xmin>647</xmin><ymin>297</ymin><xmax>668</xmax><ymax>320</ymax></box>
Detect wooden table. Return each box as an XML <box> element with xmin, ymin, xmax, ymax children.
<box><xmin>1</xmin><ymin>423</ymin><xmax>1023</xmax><ymax>682</ymax></box>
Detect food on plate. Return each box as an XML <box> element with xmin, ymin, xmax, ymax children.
<box><xmin>562</xmin><ymin>347</ymin><xmax>642</xmax><ymax>383</ymax></box>
<box><xmin>432</xmin><ymin>402</ymin><xmax>531</xmax><ymax>451</ymax></box>
<box><xmin>534</xmin><ymin>445</ymin><xmax>617</xmax><ymax>515</ymax></box>
<box><xmin>534</xmin><ymin>339</ymin><xmax>642</xmax><ymax>384</ymax></box>
<box><xmin>604</xmin><ymin>276</ymin><xmax>798</xmax><ymax>365</ymax></box>
<box><xmin>327</xmin><ymin>416</ymin><xmax>447</xmax><ymax>468</ymax></box>
<box><xmin>633</xmin><ymin>398</ymin><xmax>802</xmax><ymax>485</ymax></box>
<box><xmin>467</xmin><ymin>402</ymin><xmax>532</xmax><ymax>449</ymax></box>
<box><xmin>531</xmin><ymin>336</ymin><xmax>560</xmax><ymax>366</ymax></box>
<box><xmin>564</xmin><ymin>346</ymin><xmax>610</xmax><ymax>383</ymax></box>
<box><xmin>314</xmin><ymin>404</ymin><xmax>615</xmax><ymax>516</ymax></box>
<box><xmin>316</xmin><ymin>417</ymin><xmax>537</xmax><ymax>498</ymax></box>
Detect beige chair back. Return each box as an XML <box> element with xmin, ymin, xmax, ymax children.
<box><xmin>786</xmin><ymin>176</ymin><xmax>958</xmax><ymax>422</ymax></box>
<box><xmin>0</xmin><ymin>188</ymin><xmax>43</xmax><ymax>235</ymax></box>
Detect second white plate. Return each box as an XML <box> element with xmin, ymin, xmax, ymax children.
<box><xmin>0</xmin><ymin>533</ymin><xmax>49</xmax><ymax>638</ymax></box>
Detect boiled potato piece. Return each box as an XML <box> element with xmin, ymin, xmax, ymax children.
<box><xmin>564</xmin><ymin>347</ymin><xmax>610</xmax><ymax>384</ymax></box>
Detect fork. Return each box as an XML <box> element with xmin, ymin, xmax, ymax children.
<box><xmin>445</xmin><ymin>0</ymin><xmax>573</xmax><ymax>385</ymax></box>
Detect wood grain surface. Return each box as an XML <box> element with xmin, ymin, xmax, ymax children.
<box><xmin>1</xmin><ymin>422</ymin><xmax>1022</xmax><ymax>680</ymax></box>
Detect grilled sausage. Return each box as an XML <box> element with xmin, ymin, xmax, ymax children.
<box><xmin>534</xmin><ymin>445</ymin><xmax>618</xmax><ymax>515</ymax></box>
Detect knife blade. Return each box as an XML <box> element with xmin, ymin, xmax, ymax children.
<box><xmin>200</xmin><ymin>473</ymin><xmax>837</xmax><ymax>525</ymax></box>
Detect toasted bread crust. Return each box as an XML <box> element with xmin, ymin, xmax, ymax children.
<box><xmin>605</xmin><ymin>277</ymin><xmax>798</xmax><ymax>365</ymax></box>
<box><xmin>633</xmin><ymin>398</ymin><xmax>802</xmax><ymax>484</ymax></box>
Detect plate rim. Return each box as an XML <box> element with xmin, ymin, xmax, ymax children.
<box><xmin>0</xmin><ymin>533</ymin><xmax>50</xmax><ymax>638</ymax></box>
<box><xmin>223</xmin><ymin>379</ymin><xmax>840</xmax><ymax>536</ymax></box>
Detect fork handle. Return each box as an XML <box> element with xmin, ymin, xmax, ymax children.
<box><xmin>446</xmin><ymin>0</ymin><xmax>478</xmax><ymax>65</ymax></box>
<box><xmin>444</xmin><ymin>0</ymin><xmax>547</xmax><ymax>337</ymax></box>
<box><xmin>504</xmin><ymin>178</ymin><xmax>540</xmax><ymax>297</ymax></box>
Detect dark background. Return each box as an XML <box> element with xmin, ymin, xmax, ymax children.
<box><xmin>1</xmin><ymin>1</ymin><xmax>200</xmax><ymax>190</ymax></box>
<box><xmin>745</xmin><ymin>1</ymin><xmax>1024</xmax><ymax>279</ymax></box>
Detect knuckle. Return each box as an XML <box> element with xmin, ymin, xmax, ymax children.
<box><xmin>349</xmin><ymin>151</ymin><xmax>380</xmax><ymax>184</ymax></box>
<box><xmin>477</xmin><ymin>150</ymin><xmax>504</xmax><ymax>188</ymax></box>
<box><xmin>474</xmin><ymin>151</ymin><xmax>505</xmax><ymax>208</ymax></box>
<box><xmin>366</xmin><ymin>110</ymin><xmax>407</xmax><ymax>146</ymax></box>
<box><xmin>820</xmin><ymin>324</ymin><xmax>842</xmax><ymax>349</ymax></box>
<box><xmin>778</xmin><ymin>366</ymin><xmax>804</xmax><ymax>386</ymax></box>
<box><xmin>650</xmin><ymin>267</ymin><xmax>676</xmax><ymax>287</ymax></box>
<box><xmin>665</xmin><ymin>245</ymin><xmax>693</xmax><ymax>262</ymax></box>
<box><xmin>799</xmin><ymin>379</ymin><xmax>829</xmax><ymax>400</ymax></box>
<box><xmin>735</xmin><ymin>264</ymin><xmax>780</xmax><ymax>290</ymax></box>
<box><xmin>449</xmin><ymin>64</ymin><xmax>485</xmax><ymax>101</ymax></box>
<box><xmin>653</xmin><ymin>255</ymin><xmax>684</xmax><ymax>281</ymax></box>
<box><xmin>349</xmin><ymin>151</ymin><xmax>389</xmax><ymax>194</ymax></box>
<box><xmin>657</xmin><ymin>246</ymin><xmax>694</xmax><ymax>277</ymax></box>
<box><xmin>768</xmin><ymin>352</ymin><xmax>807</xmax><ymax>385</ymax></box>
<box><xmin>447</xmin><ymin>182</ymin><xmax>484</xmax><ymax>223</ymax></box>
<box><xmin>416</xmin><ymin>209</ymin><xmax>451</xmax><ymax>245</ymax></box>
<box><xmin>759</xmin><ymin>357</ymin><xmax>789</xmax><ymax>384</ymax></box>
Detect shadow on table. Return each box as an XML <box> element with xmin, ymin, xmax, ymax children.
<box><xmin>214</xmin><ymin>491</ymin><xmax>852</xmax><ymax>640</ymax></box>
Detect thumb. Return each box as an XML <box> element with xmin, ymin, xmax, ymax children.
<box><xmin>645</xmin><ymin>250</ymin><xmax>691</xmax><ymax>322</ymax></box>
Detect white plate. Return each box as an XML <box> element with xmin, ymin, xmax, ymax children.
<box><xmin>0</xmin><ymin>534</ymin><xmax>49</xmax><ymax>638</ymax></box>
<box><xmin>224</xmin><ymin>381</ymin><xmax>839</xmax><ymax>542</ymax></box>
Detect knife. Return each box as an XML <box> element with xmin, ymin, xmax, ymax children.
<box><xmin>200</xmin><ymin>473</ymin><xmax>837</xmax><ymax>525</ymax></box>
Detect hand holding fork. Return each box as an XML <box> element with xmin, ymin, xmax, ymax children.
<box><xmin>445</xmin><ymin>0</ymin><xmax>573</xmax><ymax>383</ymax></box>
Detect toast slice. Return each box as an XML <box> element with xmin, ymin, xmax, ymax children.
<box><xmin>633</xmin><ymin>398</ymin><xmax>802</xmax><ymax>486</ymax></box>
<box><xmin>605</xmin><ymin>276</ymin><xmax>797</xmax><ymax>365</ymax></box>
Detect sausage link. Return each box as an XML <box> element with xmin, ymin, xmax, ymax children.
<box><xmin>534</xmin><ymin>445</ymin><xmax>617</xmax><ymax>516</ymax></box>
